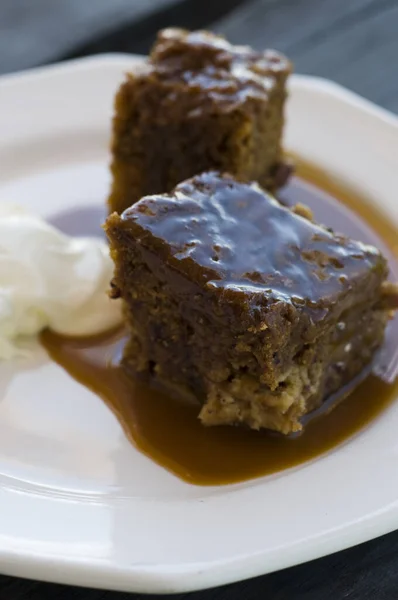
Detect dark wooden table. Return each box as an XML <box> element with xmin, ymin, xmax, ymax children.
<box><xmin>1</xmin><ymin>0</ymin><xmax>398</xmax><ymax>597</ymax></box>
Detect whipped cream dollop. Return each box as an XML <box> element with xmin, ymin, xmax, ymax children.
<box><xmin>0</xmin><ymin>205</ymin><xmax>122</xmax><ymax>359</ymax></box>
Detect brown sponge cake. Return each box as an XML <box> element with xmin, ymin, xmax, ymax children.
<box><xmin>108</xmin><ymin>28</ymin><xmax>291</xmax><ymax>214</ymax></box>
<box><xmin>105</xmin><ymin>171</ymin><xmax>396</xmax><ymax>434</ymax></box>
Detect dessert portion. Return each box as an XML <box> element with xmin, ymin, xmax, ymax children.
<box><xmin>105</xmin><ymin>172</ymin><xmax>398</xmax><ymax>434</ymax></box>
<box><xmin>0</xmin><ymin>205</ymin><xmax>122</xmax><ymax>359</ymax></box>
<box><xmin>108</xmin><ymin>28</ymin><xmax>291</xmax><ymax>215</ymax></box>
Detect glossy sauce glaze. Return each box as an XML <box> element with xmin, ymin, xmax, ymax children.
<box><xmin>117</xmin><ymin>170</ymin><xmax>385</xmax><ymax>310</ymax></box>
<box><xmin>151</xmin><ymin>28</ymin><xmax>290</xmax><ymax>108</ymax></box>
<box><xmin>41</xmin><ymin>162</ymin><xmax>398</xmax><ymax>486</ymax></box>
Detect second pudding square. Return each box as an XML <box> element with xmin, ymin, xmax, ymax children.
<box><xmin>106</xmin><ymin>172</ymin><xmax>389</xmax><ymax>434</ymax></box>
<box><xmin>108</xmin><ymin>28</ymin><xmax>291</xmax><ymax>214</ymax></box>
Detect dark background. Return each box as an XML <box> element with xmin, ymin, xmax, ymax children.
<box><xmin>1</xmin><ymin>0</ymin><xmax>398</xmax><ymax>598</ymax></box>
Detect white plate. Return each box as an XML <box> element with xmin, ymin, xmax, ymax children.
<box><xmin>0</xmin><ymin>55</ymin><xmax>398</xmax><ymax>595</ymax></box>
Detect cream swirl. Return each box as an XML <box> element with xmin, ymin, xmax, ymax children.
<box><xmin>0</xmin><ymin>205</ymin><xmax>121</xmax><ymax>358</ymax></box>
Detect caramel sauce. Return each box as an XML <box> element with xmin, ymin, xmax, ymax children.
<box><xmin>41</xmin><ymin>162</ymin><xmax>398</xmax><ymax>486</ymax></box>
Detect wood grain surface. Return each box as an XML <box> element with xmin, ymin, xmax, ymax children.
<box><xmin>0</xmin><ymin>0</ymin><xmax>177</xmax><ymax>74</ymax></box>
<box><xmin>1</xmin><ymin>0</ymin><xmax>397</xmax><ymax>598</ymax></box>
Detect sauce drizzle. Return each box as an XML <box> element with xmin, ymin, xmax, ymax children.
<box><xmin>41</xmin><ymin>162</ymin><xmax>398</xmax><ymax>485</ymax></box>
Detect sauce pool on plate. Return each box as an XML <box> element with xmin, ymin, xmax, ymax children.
<box><xmin>41</xmin><ymin>161</ymin><xmax>398</xmax><ymax>486</ymax></box>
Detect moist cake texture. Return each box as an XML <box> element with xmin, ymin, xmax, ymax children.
<box><xmin>108</xmin><ymin>28</ymin><xmax>291</xmax><ymax>214</ymax></box>
<box><xmin>105</xmin><ymin>171</ymin><xmax>397</xmax><ymax>434</ymax></box>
